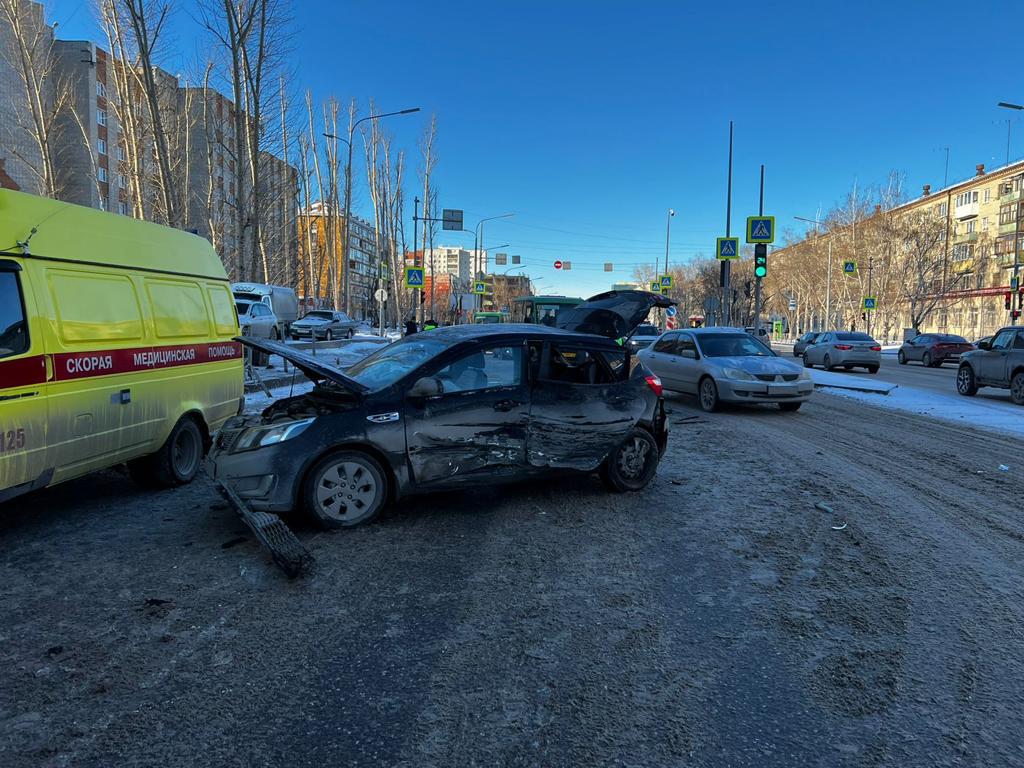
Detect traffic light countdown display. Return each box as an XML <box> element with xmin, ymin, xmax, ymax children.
<box><xmin>754</xmin><ymin>244</ymin><xmax>768</xmax><ymax>278</ymax></box>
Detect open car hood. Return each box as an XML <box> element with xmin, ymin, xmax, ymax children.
<box><xmin>238</xmin><ymin>337</ymin><xmax>370</xmax><ymax>395</ymax></box>
<box><xmin>555</xmin><ymin>290</ymin><xmax>676</xmax><ymax>340</ymax></box>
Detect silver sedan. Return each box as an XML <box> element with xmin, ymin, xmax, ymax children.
<box><xmin>802</xmin><ymin>331</ymin><xmax>881</xmax><ymax>373</ymax></box>
<box><xmin>638</xmin><ymin>328</ymin><xmax>813</xmax><ymax>412</ymax></box>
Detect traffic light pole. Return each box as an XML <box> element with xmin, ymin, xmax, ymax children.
<box><xmin>754</xmin><ymin>164</ymin><xmax>764</xmax><ymax>331</ymax></box>
<box><xmin>722</xmin><ymin>121</ymin><xmax>734</xmax><ymax>326</ymax></box>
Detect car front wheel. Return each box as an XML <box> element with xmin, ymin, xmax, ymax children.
<box><xmin>1011</xmin><ymin>371</ymin><xmax>1024</xmax><ymax>405</ymax></box>
<box><xmin>923</xmin><ymin>352</ymin><xmax>933</xmax><ymax>367</ymax></box>
<box><xmin>303</xmin><ymin>450</ymin><xmax>388</xmax><ymax>529</ymax></box>
<box><xmin>803</xmin><ymin>354</ymin><xmax>813</xmax><ymax>369</ymax></box>
<box><xmin>956</xmin><ymin>365</ymin><xmax>978</xmax><ymax>397</ymax></box>
<box><xmin>898</xmin><ymin>350</ymin><xmax>906</xmax><ymax>364</ymax></box>
<box><xmin>600</xmin><ymin>429</ymin><xmax>659</xmax><ymax>492</ymax></box>
<box><xmin>698</xmin><ymin>377</ymin><xmax>720</xmax><ymax>412</ymax></box>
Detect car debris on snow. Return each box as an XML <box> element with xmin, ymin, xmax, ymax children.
<box><xmin>814</xmin><ymin>501</ymin><xmax>834</xmax><ymax>513</ymax></box>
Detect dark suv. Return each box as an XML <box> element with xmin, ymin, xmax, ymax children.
<box><xmin>956</xmin><ymin>326</ymin><xmax>1024</xmax><ymax>404</ymax></box>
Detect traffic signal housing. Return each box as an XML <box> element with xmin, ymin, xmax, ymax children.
<box><xmin>1005</xmin><ymin>291</ymin><xmax>1013</xmax><ymax>310</ymax></box>
<box><xmin>754</xmin><ymin>243</ymin><xmax>768</xmax><ymax>279</ymax></box>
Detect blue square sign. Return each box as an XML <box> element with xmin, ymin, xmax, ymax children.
<box><xmin>716</xmin><ymin>237</ymin><xmax>739</xmax><ymax>260</ymax></box>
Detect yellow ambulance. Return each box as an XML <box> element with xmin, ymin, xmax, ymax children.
<box><xmin>0</xmin><ymin>190</ymin><xmax>243</xmax><ymax>503</ymax></box>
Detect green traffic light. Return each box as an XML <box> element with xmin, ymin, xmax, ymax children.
<box><xmin>755</xmin><ymin>266</ymin><xmax>767</xmax><ymax>278</ymax></box>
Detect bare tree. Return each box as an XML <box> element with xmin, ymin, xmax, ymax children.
<box><xmin>0</xmin><ymin>0</ymin><xmax>70</xmax><ymax>196</ymax></box>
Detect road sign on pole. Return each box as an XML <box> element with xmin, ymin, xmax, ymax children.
<box><xmin>562</xmin><ymin>261</ymin><xmax>572</xmax><ymax>270</ymax></box>
<box><xmin>746</xmin><ymin>216</ymin><xmax>775</xmax><ymax>244</ymax></box>
<box><xmin>650</xmin><ymin>281</ymin><xmax>661</xmax><ymax>292</ymax></box>
<box><xmin>472</xmin><ymin>280</ymin><xmax>487</xmax><ymax>295</ymax></box>
<box><xmin>404</xmin><ymin>266</ymin><xmax>425</xmax><ymax>289</ymax></box>
<box><xmin>716</xmin><ymin>237</ymin><xmax>739</xmax><ymax>260</ymax></box>
<box><xmin>374</xmin><ymin>288</ymin><xmax>387</xmax><ymax>302</ymax></box>
<box><xmin>863</xmin><ymin>296</ymin><xmax>877</xmax><ymax>311</ymax></box>
<box><xmin>843</xmin><ymin>260</ymin><xmax>857</xmax><ymax>275</ymax></box>
<box><xmin>441</xmin><ymin>209</ymin><xmax>464</xmax><ymax>230</ymax></box>
<box><xmin>660</xmin><ymin>275</ymin><xmax>673</xmax><ymax>289</ymax></box>
<box><xmin>553</xmin><ymin>260</ymin><xmax>563</xmax><ymax>270</ymax></box>
<box><xmin>788</xmin><ymin>298</ymin><xmax>797</xmax><ymax>311</ymax></box>
<box><xmin>665</xmin><ymin>306</ymin><xmax>677</xmax><ymax>318</ymax></box>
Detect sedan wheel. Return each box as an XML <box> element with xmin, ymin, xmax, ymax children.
<box><xmin>599</xmin><ymin>430</ymin><xmax>659</xmax><ymax>492</ymax></box>
<box><xmin>803</xmin><ymin>353</ymin><xmax>813</xmax><ymax>369</ymax></box>
<box><xmin>325</xmin><ymin>329</ymin><xmax>333</xmax><ymax>341</ymax></box>
<box><xmin>956</xmin><ymin>365</ymin><xmax>978</xmax><ymax>397</ymax></box>
<box><xmin>898</xmin><ymin>350</ymin><xmax>907</xmax><ymax>365</ymax></box>
<box><xmin>824</xmin><ymin>354</ymin><xmax>834</xmax><ymax>372</ymax></box>
<box><xmin>699</xmin><ymin>377</ymin><xmax>720</xmax><ymax>412</ymax></box>
<box><xmin>304</xmin><ymin>451</ymin><xmax>387</xmax><ymax>529</ymax></box>
<box><xmin>1011</xmin><ymin>372</ymin><xmax>1024</xmax><ymax>405</ymax></box>
<box><xmin>923</xmin><ymin>352</ymin><xmax>932</xmax><ymax>367</ymax></box>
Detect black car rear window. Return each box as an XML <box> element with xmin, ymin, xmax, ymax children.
<box><xmin>835</xmin><ymin>332</ymin><xmax>873</xmax><ymax>341</ymax></box>
<box><xmin>936</xmin><ymin>334</ymin><xmax>967</xmax><ymax>342</ymax></box>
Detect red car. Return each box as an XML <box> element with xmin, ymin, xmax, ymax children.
<box><xmin>898</xmin><ymin>333</ymin><xmax>974</xmax><ymax>367</ymax></box>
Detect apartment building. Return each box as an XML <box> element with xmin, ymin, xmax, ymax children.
<box><xmin>421</xmin><ymin>246</ymin><xmax>472</xmax><ymax>281</ymax></box>
<box><xmin>775</xmin><ymin>159</ymin><xmax>1024</xmax><ymax>340</ymax></box>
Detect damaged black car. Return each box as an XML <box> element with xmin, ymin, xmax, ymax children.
<box><xmin>208</xmin><ymin>290</ymin><xmax>674</xmax><ymax>529</ymax></box>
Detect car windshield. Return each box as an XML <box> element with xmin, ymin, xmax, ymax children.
<box><xmin>306</xmin><ymin>311</ymin><xmax>334</xmax><ymax>320</ymax></box>
<box><xmin>345</xmin><ymin>337</ymin><xmax>452</xmax><ymax>389</ymax></box>
<box><xmin>634</xmin><ymin>324</ymin><xmax>659</xmax><ymax>336</ymax></box>
<box><xmin>836</xmin><ymin>332</ymin><xmax>873</xmax><ymax>341</ymax></box>
<box><xmin>698</xmin><ymin>333</ymin><xmax>772</xmax><ymax>357</ymax></box>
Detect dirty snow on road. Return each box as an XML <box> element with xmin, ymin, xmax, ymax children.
<box><xmin>1</xmin><ymin>393</ymin><xmax>1023</xmax><ymax>766</ymax></box>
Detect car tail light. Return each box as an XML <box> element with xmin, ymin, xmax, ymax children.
<box><xmin>870</xmin><ymin>345</ymin><xmax>881</xmax><ymax>351</ymax></box>
<box><xmin>834</xmin><ymin>344</ymin><xmax>853</xmax><ymax>350</ymax></box>
<box><xmin>645</xmin><ymin>375</ymin><xmax>663</xmax><ymax>397</ymax></box>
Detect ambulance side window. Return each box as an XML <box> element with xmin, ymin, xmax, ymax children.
<box><xmin>0</xmin><ymin>271</ymin><xmax>28</xmax><ymax>359</ymax></box>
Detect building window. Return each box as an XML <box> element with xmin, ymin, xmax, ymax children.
<box><xmin>984</xmin><ymin>188</ymin><xmax>991</xmax><ymax>203</ymax></box>
<box><xmin>118</xmin><ymin>201</ymin><xmax>128</xmax><ymax>215</ymax></box>
<box><xmin>97</xmin><ymin>167</ymin><xmax>108</xmax><ymax>183</ymax></box>
<box><xmin>983</xmin><ymin>217</ymin><xmax>989</xmax><ymax>231</ymax></box>
<box><xmin>117</xmin><ymin>145</ymin><xmax>125</xmax><ymax>161</ymax></box>
<box><xmin>97</xmin><ymin>109</ymin><xmax>107</xmax><ymax>126</ymax></box>
<box><xmin>999</xmin><ymin>203</ymin><xmax>1020</xmax><ymax>226</ymax></box>
<box><xmin>952</xmin><ymin>243</ymin><xmax>973</xmax><ymax>261</ymax></box>
<box><xmin>118</xmin><ymin>173</ymin><xmax>126</xmax><ymax>188</ymax></box>
<box><xmin>97</xmin><ymin>138</ymin><xmax>107</xmax><ymax>155</ymax></box>
<box><xmin>96</xmin><ymin>81</ymin><xmax>106</xmax><ymax>98</ymax></box>
<box><xmin>966</xmin><ymin>219</ymin><xmax>976</xmax><ymax>234</ymax></box>
<box><xmin>976</xmin><ymin>272</ymin><xmax>985</xmax><ymax>290</ymax></box>
<box><xmin>938</xmin><ymin>202</ymin><xmax>948</xmax><ymax>216</ymax></box>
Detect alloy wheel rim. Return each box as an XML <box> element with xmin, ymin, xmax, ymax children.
<box><xmin>701</xmin><ymin>381</ymin><xmax>715</xmax><ymax>409</ymax></box>
<box><xmin>617</xmin><ymin>437</ymin><xmax>650</xmax><ymax>479</ymax></box>
<box><xmin>957</xmin><ymin>368</ymin><xmax>971</xmax><ymax>392</ymax></box>
<box><xmin>1012</xmin><ymin>376</ymin><xmax>1024</xmax><ymax>402</ymax></box>
<box><xmin>315</xmin><ymin>461</ymin><xmax>377</xmax><ymax>521</ymax></box>
<box><xmin>172</xmin><ymin>429</ymin><xmax>199</xmax><ymax>476</ymax></box>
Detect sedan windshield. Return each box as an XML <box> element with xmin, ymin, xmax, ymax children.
<box><xmin>698</xmin><ymin>333</ymin><xmax>772</xmax><ymax>357</ymax></box>
<box><xmin>634</xmin><ymin>324</ymin><xmax>659</xmax><ymax>337</ymax></box>
<box><xmin>346</xmin><ymin>337</ymin><xmax>451</xmax><ymax>389</ymax></box>
<box><xmin>305</xmin><ymin>311</ymin><xmax>334</xmax><ymax>320</ymax></box>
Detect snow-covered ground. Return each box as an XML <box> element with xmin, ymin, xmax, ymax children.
<box><xmin>820</xmin><ymin>384</ymin><xmax>1024</xmax><ymax>438</ymax></box>
<box><xmin>808</xmin><ymin>368</ymin><xmax>898</xmax><ymax>394</ymax></box>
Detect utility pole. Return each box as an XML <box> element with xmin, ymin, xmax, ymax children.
<box><xmin>867</xmin><ymin>255</ymin><xmax>875</xmax><ymax>337</ymax></box>
<box><xmin>662</xmin><ymin>208</ymin><xmax>674</xmax><ymax>327</ymax></box>
<box><xmin>753</xmin><ymin>165</ymin><xmax>764</xmax><ymax>330</ymax></box>
<box><xmin>723</xmin><ymin>121</ymin><xmax>734</xmax><ymax>325</ymax></box>
<box><xmin>412</xmin><ymin>196</ymin><xmax>420</xmax><ymax>324</ymax></box>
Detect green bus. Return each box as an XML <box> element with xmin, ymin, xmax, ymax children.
<box><xmin>511</xmin><ymin>295</ymin><xmax>585</xmax><ymax>326</ymax></box>
<box><xmin>473</xmin><ymin>311</ymin><xmax>509</xmax><ymax>324</ymax></box>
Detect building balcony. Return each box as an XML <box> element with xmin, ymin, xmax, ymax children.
<box><xmin>951</xmin><ymin>258</ymin><xmax>976</xmax><ymax>274</ymax></box>
<box><xmin>998</xmin><ymin>251</ymin><xmax>1022</xmax><ymax>267</ymax></box>
<box><xmin>955</xmin><ymin>201</ymin><xmax>979</xmax><ymax>219</ymax></box>
<box><xmin>999</xmin><ymin>188</ymin><xmax>1021</xmax><ymax>203</ymax></box>
<box><xmin>999</xmin><ymin>220</ymin><xmax>1022</xmax><ymax>236</ymax></box>
<box><xmin>954</xmin><ymin>231</ymin><xmax>978</xmax><ymax>243</ymax></box>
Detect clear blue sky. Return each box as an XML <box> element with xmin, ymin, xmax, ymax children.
<box><xmin>47</xmin><ymin>0</ymin><xmax>1024</xmax><ymax>296</ymax></box>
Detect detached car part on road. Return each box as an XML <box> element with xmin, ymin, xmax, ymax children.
<box><xmin>208</xmin><ymin>291</ymin><xmax>674</xmax><ymax>529</ymax></box>
<box><xmin>956</xmin><ymin>326</ymin><xmax>1024</xmax><ymax>404</ymax></box>
<box><xmin>638</xmin><ymin>327</ymin><xmax>813</xmax><ymax>412</ymax></box>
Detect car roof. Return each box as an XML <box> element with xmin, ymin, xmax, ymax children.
<box><xmin>684</xmin><ymin>327</ymin><xmax>748</xmax><ymax>335</ymax></box>
<box><xmin>420</xmin><ymin>323</ymin><xmax>617</xmax><ymax>346</ymax></box>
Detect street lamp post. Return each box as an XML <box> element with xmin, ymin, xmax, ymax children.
<box><xmin>796</xmin><ymin>215</ymin><xmax>833</xmax><ymax>330</ymax></box>
<box><xmin>472</xmin><ymin>213</ymin><xmax>514</xmax><ymax>311</ymax></box>
<box><xmin>328</xmin><ymin>106</ymin><xmax>419</xmax><ymax>317</ymax></box>
<box><xmin>998</xmin><ymin>102</ymin><xmax>1024</xmax><ymax>316</ymax></box>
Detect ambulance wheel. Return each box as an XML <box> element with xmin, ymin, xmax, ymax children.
<box><xmin>129</xmin><ymin>416</ymin><xmax>205</xmax><ymax>488</ymax></box>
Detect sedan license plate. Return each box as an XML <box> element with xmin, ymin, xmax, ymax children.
<box><xmin>768</xmin><ymin>384</ymin><xmax>791</xmax><ymax>396</ymax></box>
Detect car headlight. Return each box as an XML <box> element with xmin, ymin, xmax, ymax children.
<box><xmin>722</xmin><ymin>367</ymin><xmax>756</xmax><ymax>381</ymax></box>
<box><xmin>233</xmin><ymin>418</ymin><xmax>315</xmax><ymax>452</ymax></box>
<box><xmin>798</xmin><ymin>368</ymin><xmax>812</xmax><ymax>380</ymax></box>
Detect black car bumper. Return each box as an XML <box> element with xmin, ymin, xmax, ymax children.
<box><xmin>206</xmin><ymin>418</ymin><xmax>305</xmax><ymax>513</ymax></box>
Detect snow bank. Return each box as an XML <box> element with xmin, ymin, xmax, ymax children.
<box><xmin>821</xmin><ymin>384</ymin><xmax>1024</xmax><ymax>438</ymax></box>
<box><xmin>808</xmin><ymin>368</ymin><xmax>898</xmax><ymax>395</ymax></box>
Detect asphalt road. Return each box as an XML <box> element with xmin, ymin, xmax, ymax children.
<box><xmin>2</xmin><ymin>392</ymin><xmax>1023</xmax><ymax>767</ymax></box>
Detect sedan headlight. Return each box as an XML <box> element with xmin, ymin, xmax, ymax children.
<box><xmin>721</xmin><ymin>367</ymin><xmax>756</xmax><ymax>381</ymax></box>
<box><xmin>233</xmin><ymin>418</ymin><xmax>315</xmax><ymax>452</ymax></box>
<box><xmin>798</xmin><ymin>368</ymin><xmax>812</xmax><ymax>380</ymax></box>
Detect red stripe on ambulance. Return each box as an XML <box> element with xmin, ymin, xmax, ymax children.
<box><xmin>51</xmin><ymin>341</ymin><xmax>243</xmax><ymax>381</ymax></box>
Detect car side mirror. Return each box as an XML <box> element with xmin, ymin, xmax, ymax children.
<box><xmin>978</xmin><ymin>341</ymin><xmax>991</xmax><ymax>350</ymax></box>
<box><xmin>408</xmin><ymin>376</ymin><xmax>443</xmax><ymax>399</ymax></box>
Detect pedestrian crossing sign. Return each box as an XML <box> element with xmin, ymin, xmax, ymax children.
<box><xmin>716</xmin><ymin>237</ymin><xmax>739</xmax><ymax>260</ymax></box>
<box><xmin>660</xmin><ymin>275</ymin><xmax>673</xmax><ymax>289</ymax></box>
<box><xmin>746</xmin><ymin>216</ymin><xmax>775</xmax><ymax>244</ymax></box>
<box><xmin>404</xmin><ymin>266</ymin><xmax>425</xmax><ymax>289</ymax></box>
<box><xmin>472</xmin><ymin>281</ymin><xmax>487</xmax><ymax>294</ymax></box>
<box><xmin>862</xmin><ymin>296</ymin><xmax>877</xmax><ymax>311</ymax></box>
<box><xmin>650</xmin><ymin>281</ymin><xmax>661</xmax><ymax>292</ymax></box>
<box><xmin>843</xmin><ymin>260</ymin><xmax>857</xmax><ymax>275</ymax></box>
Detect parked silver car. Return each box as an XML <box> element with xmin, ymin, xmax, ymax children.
<box><xmin>290</xmin><ymin>310</ymin><xmax>358</xmax><ymax>341</ymax></box>
<box><xmin>803</xmin><ymin>331</ymin><xmax>881</xmax><ymax>373</ymax></box>
<box><xmin>236</xmin><ymin>299</ymin><xmax>281</xmax><ymax>340</ymax></box>
<box><xmin>638</xmin><ymin>327</ymin><xmax>813</xmax><ymax>412</ymax></box>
